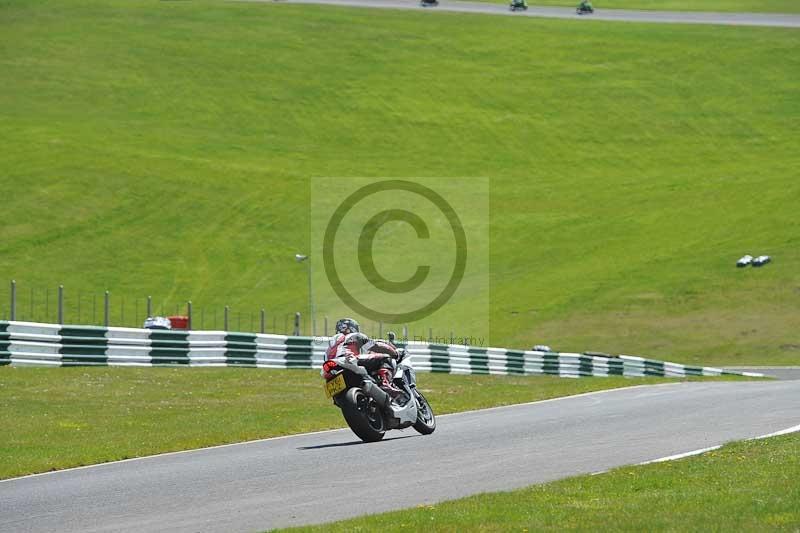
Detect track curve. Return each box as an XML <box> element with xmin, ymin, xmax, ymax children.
<box><xmin>1</xmin><ymin>380</ymin><xmax>799</xmax><ymax>532</ymax></box>
<box><xmin>245</xmin><ymin>0</ymin><xmax>800</xmax><ymax>28</ymax></box>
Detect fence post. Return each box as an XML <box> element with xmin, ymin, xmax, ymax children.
<box><xmin>147</xmin><ymin>296</ymin><xmax>152</xmax><ymax>317</ymax></box>
<box><xmin>224</xmin><ymin>306</ymin><xmax>229</xmax><ymax>331</ymax></box>
<box><xmin>104</xmin><ymin>291</ymin><xmax>110</xmax><ymax>327</ymax></box>
<box><xmin>10</xmin><ymin>280</ymin><xmax>16</xmax><ymax>321</ymax></box>
<box><xmin>324</xmin><ymin>316</ymin><xmax>328</xmax><ymax>336</ymax></box>
<box><xmin>58</xmin><ymin>285</ymin><xmax>64</xmax><ymax>324</ymax></box>
<box><xmin>293</xmin><ymin>312</ymin><xmax>301</xmax><ymax>336</ymax></box>
<box><xmin>187</xmin><ymin>301</ymin><xmax>193</xmax><ymax>330</ymax></box>
<box><xmin>260</xmin><ymin>309</ymin><xmax>265</xmax><ymax>334</ymax></box>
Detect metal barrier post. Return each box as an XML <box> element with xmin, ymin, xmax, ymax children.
<box><xmin>293</xmin><ymin>312</ymin><xmax>301</xmax><ymax>336</ymax></box>
<box><xmin>104</xmin><ymin>291</ymin><xmax>110</xmax><ymax>327</ymax></box>
<box><xmin>147</xmin><ymin>296</ymin><xmax>152</xmax><ymax>317</ymax></box>
<box><xmin>58</xmin><ymin>285</ymin><xmax>64</xmax><ymax>324</ymax></box>
<box><xmin>224</xmin><ymin>306</ymin><xmax>229</xmax><ymax>331</ymax></box>
<box><xmin>187</xmin><ymin>301</ymin><xmax>193</xmax><ymax>330</ymax></box>
<box><xmin>10</xmin><ymin>280</ymin><xmax>16</xmax><ymax>321</ymax></box>
<box><xmin>260</xmin><ymin>309</ymin><xmax>265</xmax><ymax>334</ymax></box>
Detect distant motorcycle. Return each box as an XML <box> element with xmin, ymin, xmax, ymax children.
<box><xmin>509</xmin><ymin>0</ymin><xmax>528</xmax><ymax>11</ymax></box>
<box><xmin>576</xmin><ymin>3</ymin><xmax>594</xmax><ymax>14</ymax></box>
<box><xmin>420</xmin><ymin>0</ymin><xmax>439</xmax><ymax>6</ymax></box>
<box><xmin>322</xmin><ymin>333</ymin><xmax>436</xmax><ymax>442</ymax></box>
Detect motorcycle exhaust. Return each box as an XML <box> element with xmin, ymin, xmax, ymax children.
<box><xmin>361</xmin><ymin>380</ymin><xmax>390</xmax><ymax>408</ymax></box>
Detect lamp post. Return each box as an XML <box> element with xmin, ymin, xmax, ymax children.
<box><xmin>295</xmin><ymin>253</ymin><xmax>316</xmax><ymax>336</ymax></box>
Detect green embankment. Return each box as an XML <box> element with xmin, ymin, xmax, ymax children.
<box><xmin>1</xmin><ymin>1</ymin><xmax>799</xmax><ymax>366</ymax></box>
<box><xmin>0</xmin><ymin>367</ymin><xmax>704</xmax><ymax>479</ymax></box>
<box><xmin>286</xmin><ymin>432</ymin><xmax>800</xmax><ymax>531</ymax></box>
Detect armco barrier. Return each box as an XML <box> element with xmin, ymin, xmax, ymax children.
<box><xmin>0</xmin><ymin>321</ymin><xmax>763</xmax><ymax>378</ymax></box>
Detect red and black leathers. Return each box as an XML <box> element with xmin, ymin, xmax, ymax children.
<box><xmin>324</xmin><ymin>332</ymin><xmax>401</xmax><ymax>397</ymax></box>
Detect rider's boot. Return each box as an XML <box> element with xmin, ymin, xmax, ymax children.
<box><xmin>377</xmin><ymin>368</ymin><xmax>403</xmax><ymax>401</ymax></box>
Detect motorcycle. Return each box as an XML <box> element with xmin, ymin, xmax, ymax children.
<box><xmin>323</xmin><ymin>332</ymin><xmax>436</xmax><ymax>442</ymax></box>
<box><xmin>420</xmin><ymin>0</ymin><xmax>439</xmax><ymax>7</ymax></box>
<box><xmin>576</xmin><ymin>4</ymin><xmax>594</xmax><ymax>14</ymax></box>
<box><xmin>509</xmin><ymin>0</ymin><xmax>528</xmax><ymax>11</ymax></box>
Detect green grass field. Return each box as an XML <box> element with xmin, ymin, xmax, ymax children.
<box><xmin>286</xmin><ymin>432</ymin><xmax>800</xmax><ymax>531</ymax></box>
<box><xmin>1</xmin><ymin>1</ymin><xmax>799</xmax><ymax>366</ymax></box>
<box><xmin>0</xmin><ymin>367</ymin><xmax>704</xmax><ymax>479</ymax></box>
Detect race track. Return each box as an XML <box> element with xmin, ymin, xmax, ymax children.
<box><xmin>2</xmin><ymin>380</ymin><xmax>799</xmax><ymax>532</ymax></box>
<box><xmin>244</xmin><ymin>0</ymin><xmax>800</xmax><ymax>28</ymax></box>
<box><xmin>727</xmin><ymin>366</ymin><xmax>800</xmax><ymax>380</ymax></box>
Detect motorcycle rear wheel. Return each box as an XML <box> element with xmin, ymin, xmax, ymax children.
<box><xmin>341</xmin><ymin>388</ymin><xmax>386</xmax><ymax>442</ymax></box>
<box><xmin>412</xmin><ymin>390</ymin><xmax>436</xmax><ymax>435</ymax></box>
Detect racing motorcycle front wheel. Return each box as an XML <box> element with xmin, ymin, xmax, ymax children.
<box><xmin>412</xmin><ymin>390</ymin><xmax>436</xmax><ymax>435</ymax></box>
<box><xmin>341</xmin><ymin>388</ymin><xmax>386</xmax><ymax>442</ymax></box>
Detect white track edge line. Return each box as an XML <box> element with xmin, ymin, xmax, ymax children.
<box><xmin>752</xmin><ymin>423</ymin><xmax>800</xmax><ymax>440</ymax></box>
<box><xmin>432</xmin><ymin>382</ymin><xmax>683</xmax><ymax>418</ymax></box>
<box><xmin>0</xmin><ymin>382</ymin><xmax>680</xmax><ymax>484</ymax></box>
<box><xmin>639</xmin><ymin>445</ymin><xmax>722</xmax><ymax>465</ymax></box>
<box><xmin>637</xmin><ymin>422</ymin><xmax>800</xmax><ymax>466</ymax></box>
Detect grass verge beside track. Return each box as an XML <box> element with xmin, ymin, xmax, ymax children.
<box><xmin>0</xmin><ymin>367</ymin><xmax>742</xmax><ymax>480</ymax></box>
<box><xmin>2</xmin><ymin>1</ymin><xmax>800</xmax><ymax>366</ymax></box>
<box><xmin>286</xmin><ymin>432</ymin><xmax>800</xmax><ymax>531</ymax></box>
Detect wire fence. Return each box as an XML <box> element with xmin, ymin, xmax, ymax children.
<box><xmin>0</xmin><ymin>281</ymin><xmax>452</xmax><ymax>341</ymax></box>
<box><xmin>1</xmin><ymin>281</ymin><xmax>304</xmax><ymax>335</ymax></box>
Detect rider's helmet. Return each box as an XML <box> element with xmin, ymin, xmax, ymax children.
<box><xmin>335</xmin><ymin>318</ymin><xmax>360</xmax><ymax>335</ymax></box>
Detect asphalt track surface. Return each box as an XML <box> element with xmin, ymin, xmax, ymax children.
<box><xmin>727</xmin><ymin>366</ymin><xmax>800</xmax><ymax>380</ymax></box>
<box><xmin>2</xmin><ymin>380</ymin><xmax>800</xmax><ymax>532</ymax></box>
<box><xmin>245</xmin><ymin>0</ymin><xmax>800</xmax><ymax>28</ymax></box>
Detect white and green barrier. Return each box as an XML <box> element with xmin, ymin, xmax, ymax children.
<box><xmin>0</xmin><ymin>321</ymin><xmax>763</xmax><ymax>378</ymax></box>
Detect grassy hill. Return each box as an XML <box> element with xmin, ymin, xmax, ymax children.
<box><xmin>1</xmin><ymin>0</ymin><xmax>799</xmax><ymax>366</ymax></box>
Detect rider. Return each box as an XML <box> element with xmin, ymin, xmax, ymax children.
<box><xmin>323</xmin><ymin>318</ymin><xmax>403</xmax><ymax>399</ymax></box>
<box><xmin>578</xmin><ymin>0</ymin><xmax>593</xmax><ymax>11</ymax></box>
